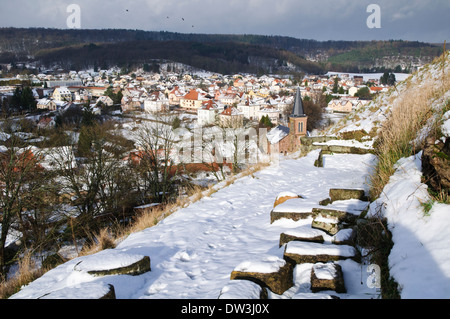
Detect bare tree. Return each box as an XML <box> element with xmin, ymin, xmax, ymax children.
<box><xmin>51</xmin><ymin>123</ymin><xmax>135</xmax><ymax>236</ymax></box>
<box><xmin>0</xmin><ymin>135</ymin><xmax>42</xmax><ymax>278</ymax></box>
<box><xmin>134</xmin><ymin>117</ymin><xmax>179</xmax><ymax>204</ymax></box>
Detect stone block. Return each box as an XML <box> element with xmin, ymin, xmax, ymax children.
<box><xmin>310</xmin><ymin>263</ymin><xmax>346</xmax><ymax>293</ymax></box>
<box><xmin>283</xmin><ymin>241</ymin><xmax>360</xmax><ymax>265</ymax></box>
<box><xmin>329</xmin><ymin>188</ymin><xmax>368</xmax><ymax>202</ymax></box>
<box><xmin>230</xmin><ymin>257</ymin><xmax>294</xmax><ymax>295</ymax></box>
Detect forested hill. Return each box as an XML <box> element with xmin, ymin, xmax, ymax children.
<box><xmin>0</xmin><ymin>28</ymin><xmax>444</xmax><ymax>74</ymax></box>
<box><xmin>0</xmin><ymin>28</ymin><xmax>367</xmax><ymax>54</ymax></box>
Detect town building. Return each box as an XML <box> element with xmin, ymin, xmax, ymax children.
<box><xmin>266</xmin><ymin>87</ymin><xmax>308</xmax><ymax>155</ymax></box>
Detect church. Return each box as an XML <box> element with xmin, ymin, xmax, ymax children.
<box><xmin>266</xmin><ymin>87</ymin><xmax>308</xmax><ymax>155</ymax></box>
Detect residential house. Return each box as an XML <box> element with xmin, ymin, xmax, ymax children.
<box><xmin>52</xmin><ymin>87</ymin><xmax>73</xmax><ymax>102</ymax></box>
<box><xmin>121</xmin><ymin>96</ymin><xmax>142</xmax><ymax>112</ymax></box>
<box><xmin>233</xmin><ymin>78</ymin><xmax>245</xmax><ymax>90</ymax></box>
<box><xmin>37</xmin><ymin>98</ymin><xmax>58</xmax><ymax>111</ymax></box>
<box><xmin>143</xmin><ymin>91</ymin><xmax>169</xmax><ymax>113</ymax></box>
<box><xmin>72</xmin><ymin>88</ymin><xmax>91</xmax><ymax>104</ymax></box>
<box><xmin>96</xmin><ymin>96</ymin><xmax>114</xmax><ymax>107</ymax></box>
<box><xmin>328</xmin><ymin>100</ymin><xmax>354</xmax><ymax>113</ymax></box>
<box><xmin>216</xmin><ymin>91</ymin><xmax>240</xmax><ymax>107</ymax></box>
<box><xmin>218</xmin><ymin>107</ymin><xmax>244</xmax><ymax>128</ymax></box>
<box><xmin>86</xmin><ymin>86</ymin><xmax>107</xmax><ymax>98</ymax></box>
<box><xmin>37</xmin><ymin>116</ymin><xmax>56</xmax><ymax>129</ymax></box>
<box><xmin>348</xmin><ymin>87</ymin><xmax>359</xmax><ymax>97</ymax></box>
<box><xmin>237</xmin><ymin>99</ymin><xmax>260</xmax><ymax>121</ymax></box>
<box><xmin>121</xmin><ymin>87</ymin><xmax>148</xmax><ymax>112</ymax></box>
<box><xmin>168</xmin><ymin>86</ymin><xmax>185</xmax><ymax>106</ymax></box>
<box><xmin>369</xmin><ymin>86</ymin><xmax>388</xmax><ymax>94</ymax></box>
<box><xmin>354</xmin><ymin>76</ymin><xmax>364</xmax><ymax>86</ymax></box>
<box><xmin>197</xmin><ymin>100</ymin><xmax>217</xmax><ymax>126</ymax></box>
<box><xmin>180</xmin><ymin>89</ymin><xmax>209</xmax><ymax>111</ymax></box>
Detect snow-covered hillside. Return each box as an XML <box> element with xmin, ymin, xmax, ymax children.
<box><xmin>10</xmin><ymin>54</ymin><xmax>450</xmax><ymax>300</ymax></box>
<box><xmin>11</xmin><ymin>150</ymin><xmax>379</xmax><ymax>299</ymax></box>
<box><xmin>327</xmin><ymin>53</ymin><xmax>450</xmax><ymax>298</ymax></box>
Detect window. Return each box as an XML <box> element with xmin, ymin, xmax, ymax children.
<box><xmin>298</xmin><ymin>122</ymin><xmax>303</xmax><ymax>133</ymax></box>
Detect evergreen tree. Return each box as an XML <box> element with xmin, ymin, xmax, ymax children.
<box><xmin>380</xmin><ymin>72</ymin><xmax>396</xmax><ymax>85</ymax></box>
<box><xmin>332</xmin><ymin>77</ymin><xmax>339</xmax><ymax>93</ymax></box>
<box><xmin>11</xmin><ymin>87</ymin><xmax>21</xmax><ymax>109</ymax></box>
<box><xmin>21</xmin><ymin>86</ymin><xmax>36</xmax><ymax>111</ymax></box>
<box><xmin>259</xmin><ymin>115</ymin><xmax>273</xmax><ymax>128</ymax></box>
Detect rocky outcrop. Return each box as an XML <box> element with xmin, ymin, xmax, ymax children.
<box><xmin>300</xmin><ymin>136</ymin><xmax>373</xmax><ymax>156</ymax></box>
<box><xmin>422</xmin><ymin>136</ymin><xmax>450</xmax><ymax>193</ymax></box>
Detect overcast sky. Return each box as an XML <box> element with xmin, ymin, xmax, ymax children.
<box><xmin>0</xmin><ymin>0</ymin><xmax>448</xmax><ymax>43</ymax></box>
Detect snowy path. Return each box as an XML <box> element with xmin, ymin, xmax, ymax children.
<box><xmin>12</xmin><ymin>150</ymin><xmax>380</xmax><ymax>299</ymax></box>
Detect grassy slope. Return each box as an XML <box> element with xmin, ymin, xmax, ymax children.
<box><xmin>322</xmin><ymin>52</ymin><xmax>449</xmax><ymax>298</ymax></box>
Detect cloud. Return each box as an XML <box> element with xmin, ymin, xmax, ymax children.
<box><xmin>0</xmin><ymin>0</ymin><xmax>448</xmax><ymax>42</ymax></box>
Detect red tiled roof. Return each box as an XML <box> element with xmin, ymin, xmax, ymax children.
<box><xmin>184</xmin><ymin>89</ymin><xmax>199</xmax><ymax>100</ymax></box>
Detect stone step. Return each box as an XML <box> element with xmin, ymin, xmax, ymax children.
<box><xmin>283</xmin><ymin>241</ymin><xmax>360</xmax><ymax>265</ymax></box>
<box><xmin>279</xmin><ymin>227</ymin><xmax>325</xmax><ymax>247</ymax></box>
<box><xmin>230</xmin><ymin>256</ymin><xmax>294</xmax><ymax>295</ymax></box>
<box><xmin>74</xmin><ymin>250</ymin><xmax>151</xmax><ymax>277</ymax></box>
<box><xmin>311</xmin><ymin>216</ymin><xmax>341</xmax><ymax>235</ymax></box>
<box><xmin>312</xmin><ymin>207</ymin><xmax>359</xmax><ymax>224</ymax></box>
<box><xmin>310</xmin><ymin>262</ymin><xmax>346</xmax><ymax>294</ymax></box>
<box><xmin>271</xmin><ymin>206</ymin><xmax>360</xmax><ymax>225</ymax></box>
<box><xmin>270</xmin><ymin>210</ymin><xmax>315</xmax><ymax>224</ymax></box>
<box><xmin>280</xmin><ymin>226</ymin><xmax>356</xmax><ymax>247</ymax></box>
<box><xmin>329</xmin><ymin>188</ymin><xmax>369</xmax><ymax>203</ymax></box>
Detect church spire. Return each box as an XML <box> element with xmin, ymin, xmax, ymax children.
<box><xmin>291</xmin><ymin>86</ymin><xmax>306</xmax><ymax>117</ymax></box>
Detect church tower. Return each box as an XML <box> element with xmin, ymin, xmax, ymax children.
<box><xmin>289</xmin><ymin>87</ymin><xmax>308</xmax><ymax>138</ymax></box>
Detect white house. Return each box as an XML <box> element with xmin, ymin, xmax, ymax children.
<box><xmin>348</xmin><ymin>87</ymin><xmax>358</xmax><ymax>97</ymax></box>
<box><xmin>197</xmin><ymin>101</ymin><xmax>217</xmax><ymax>126</ymax></box>
<box><xmin>237</xmin><ymin>102</ymin><xmax>260</xmax><ymax>121</ymax></box>
<box><xmin>144</xmin><ymin>99</ymin><xmax>168</xmax><ymax>113</ymax></box>
<box><xmin>96</xmin><ymin>95</ymin><xmax>114</xmax><ymax>107</ymax></box>
<box><xmin>52</xmin><ymin>87</ymin><xmax>73</xmax><ymax>102</ymax></box>
<box><xmin>218</xmin><ymin>107</ymin><xmax>244</xmax><ymax>128</ymax></box>
<box><xmin>37</xmin><ymin>98</ymin><xmax>58</xmax><ymax>111</ymax></box>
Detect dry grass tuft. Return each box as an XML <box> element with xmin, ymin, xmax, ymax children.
<box><xmin>369</xmin><ymin>54</ymin><xmax>450</xmax><ymax>200</ymax></box>
<box><xmin>79</xmin><ymin>227</ymin><xmax>117</xmax><ymax>257</ymax></box>
<box><xmin>0</xmin><ymin>251</ymin><xmax>48</xmax><ymax>299</ymax></box>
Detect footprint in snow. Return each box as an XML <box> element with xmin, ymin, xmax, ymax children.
<box><xmin>146</xmin><ymin>282</ymin><xmax>168</xmax><ymax>295</ymax></box>
<box><xmin>176</xmin><ymin>250</ymin><xmax>197</xmax><ymax>262</ymax></box>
